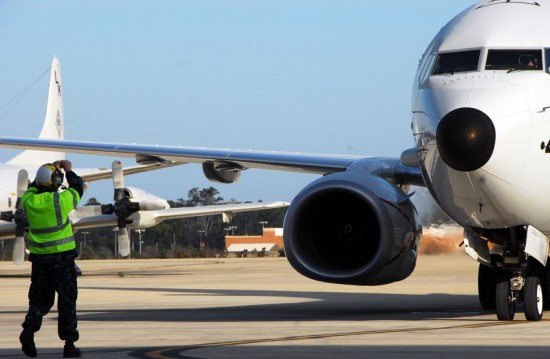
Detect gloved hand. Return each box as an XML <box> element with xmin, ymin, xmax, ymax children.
<box><xmin>53</xmin><ymin>160</ymin><xmax>73</xmax><ymax>172</ymax></box>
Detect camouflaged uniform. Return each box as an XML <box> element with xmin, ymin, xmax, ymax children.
<box><xmin>23</xmin><ymin>250</ymin><xmax>80</xmax><ymax>341</ymax></box>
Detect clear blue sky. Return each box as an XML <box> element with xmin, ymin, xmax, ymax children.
<box><xmin>0</xmin><ymin>1</ymin><xmax>475</xmax><ymax>204</ymax></box>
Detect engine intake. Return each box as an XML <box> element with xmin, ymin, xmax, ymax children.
<box><xmin>283</xmin><ymin>172</ymin><xmax>421</xmax><ymax>285</ymax></box>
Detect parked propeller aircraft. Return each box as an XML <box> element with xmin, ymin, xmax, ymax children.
<box><xmin>0</xmin><ymin>57</ymin><xmax>289</xmax><ymax>264</ymax></box>
<box><xmin>1</xmin><ymin>1</ymin><xmax>547</xmax><ymax>321</ymax></box>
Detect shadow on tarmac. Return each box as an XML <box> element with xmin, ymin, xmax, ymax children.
<box><xmin>1</xmin><ymin>288</ymin><xmax>544</xmax><ymax>359</ymax></box>
<box><xmin>76</xmin><ymin>286</ymin><xmax>483</xmax><ymax>322</ymax></box>
<box><xmin>134</xmin><ymin>345</ymin><xmax>550</xmax><ymax>359</ymax></box>
<box><xmin>2</xmin><ymin>345</ymin><xmax>550</xmax><ymax>359</ymax></box>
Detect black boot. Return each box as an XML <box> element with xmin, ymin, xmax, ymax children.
<box><xmin>63</xmin><ymin>341</ymin><xmax>81</xmax><ymax>358</ymax></box>
<box><xmin>19</xmin><ymin>329</ymin><xmax>37</xmax><ymax>358</ymax></box>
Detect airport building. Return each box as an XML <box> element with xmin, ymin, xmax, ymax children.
<box><xmin>225</xmin><ymin>228</ymin><xmax>284</xmax><ymax>257</ymax></box>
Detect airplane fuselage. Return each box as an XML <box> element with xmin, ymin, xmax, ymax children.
<box><xmin>412</xmin><ymin>0</ymin><xmax>550</xmax><ymax>233</ymax></box>
<box><xmin>0</xmin><ymin>165</ymin><xmax>35</xmax><ymax>213</ymax></box>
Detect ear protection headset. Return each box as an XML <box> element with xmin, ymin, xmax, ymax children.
<box><xmin>36</xmin><ymin>163</ymin><xmax>64</xmax><ymax>189</ymax></box>
<box><xmin>51</xmin><ymin>166</ymin><xmax>64</xmax><ymax>188</ymax></box>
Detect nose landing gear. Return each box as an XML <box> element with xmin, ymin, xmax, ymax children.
<box><xmin>474</xmin><ymin>226</ymin><xmax>547</xmax><ymax>321</ymax></box>
<box><xmin>488</xmin><ymin>268</ymin><xmax>544</xmax><ymax>321</ymax></box>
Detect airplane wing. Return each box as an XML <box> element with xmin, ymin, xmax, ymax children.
<box><xmin>0</xmin><ymin>136</ymin><xmax>425</xmax><ymax>290</ymax></box>
<box><xmin>77</xmin><ymin>161</ymin><xmax>184</xmax><ymax>183</ymax></box>
<box><xmin>70</xmin><ymin>201</ymin><xmax>289</xmax><ymax>231</ymax></box>
<box><xmin>0</xmin><ymin>201</ymin><xmax>289</xmax><ymax>239</ymax></box>
<box><xmin>0</xmin><ymin>138</ymin><xmax>424</xmax><ymax>186</ymax></box>
<box><xmin>0</xmin><ymin>221</ymin><xmax>16</xmax><ymax>240</ymax></box>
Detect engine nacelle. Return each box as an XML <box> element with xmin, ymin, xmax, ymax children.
<box><xmin>203</xmin><ymin>161</ymin><xmax>242</xmax><ymax>184</ymax></box>
<box><xmin>283</xmin><ymin>171</ymin><xmax>421</xmax><ymax>286</ymax></box>
<box><xmin>126</xmin><ymin>186</ymin><xmax>169</xmax><ymax>228</ymax></box>
<box><xmin>127</xmin><ymin>211</ymin><xmax>160</xmax><ymax>229</ymax></box>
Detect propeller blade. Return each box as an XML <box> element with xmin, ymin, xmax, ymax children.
<box><xmin>112</xmin><ymin>161</ymin><xmax>125</xmax><ymax>201</ymax></box>
<box><xmin>117</xmin><ymin>227</ymin><xmax>130</xmax><ymax>257</ymax></box>
<box><xmin>17</xmin><ymin>169</ymin><xmax>28</xmax><ymax>198</ymax></box>
<box><xmin>72</xmin><ymin>205</ymin><xmax>103</xmax><ymax>217</ymax></box>
<box><xmin>12</xmin><ymin>236</ymin><xmax>25</xmax><ymax>265</ymax></box>
<box><xmin>12</xmin><ymin>169</ymin><xmax>29</xmax><ymax>264</ymax></box>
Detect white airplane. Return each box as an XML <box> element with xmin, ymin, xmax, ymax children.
<box><xmin>0</xmin><ymin>1</ymin><xmax>546</xmax><ymax>321</ymax></box>
<box><xmin>0</xmin><ymin>57</ymin><xmax>289</xmax><ymax>262</ymax></box>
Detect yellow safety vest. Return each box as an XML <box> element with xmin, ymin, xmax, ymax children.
<box><xmin>22</xmin><ymin>187</ymin><xmax>80</xmax><ymax>254</ymax></box>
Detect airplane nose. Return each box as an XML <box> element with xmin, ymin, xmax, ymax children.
<box><xmin>436</xmin><ymin>107</ymin><xmax>496</xmax><ymax>172</ymax></box>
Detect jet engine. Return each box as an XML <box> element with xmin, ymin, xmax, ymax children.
<box><xmin>283</xmin><ymin>171</ymin><xmax>421</xmax><ymax>286</ymax></box>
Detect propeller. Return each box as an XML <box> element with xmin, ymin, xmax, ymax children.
<box><xmin>0</xmin><ymin>162</ymin><xmax>167</xmax><ymax>262</ymax></box>
<box><xmin>0</xmin><ymin>169</ymin><xmax>29</xmax><ymax>264</ymax></box>
<box><xmin>73</xmin><ymin>160</ymin><xmax>166</xmax><ymax>257</ymax></box>
<box><xmin>112</xmin><ymin>160</ymin><xmax>130</xmax><ymax>257</ymax></box>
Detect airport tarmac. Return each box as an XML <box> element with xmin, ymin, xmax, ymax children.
<box><xmin>1</xmin><ymin>254</ymin><xmax>550</xmax><ymax>358</ymax></box>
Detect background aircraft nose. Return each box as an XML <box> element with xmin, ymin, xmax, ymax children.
<box><xmin>436</xmin><ymin>107</ymin><xmax>496</xmax><ymax>172</ymax></box>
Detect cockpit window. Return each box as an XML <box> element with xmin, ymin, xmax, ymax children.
<box><xmin>431</xmin><ymin>50</ymin><xmax>480</xmax><ymax>75</ymax></box>
<box><xmin>486</xmin><ymin>49</ymin><xmax>542</xmax><ymax>71</ymax></box>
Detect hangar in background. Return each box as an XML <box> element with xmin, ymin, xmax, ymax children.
<box><xmin>225</xmin><ymin>228</ymin><xmax>284</xmax><ymax>257</ymax></box>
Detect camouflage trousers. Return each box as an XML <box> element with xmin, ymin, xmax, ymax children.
<box><xmin>22</xmin><ymin>254</ymin><xmax>79</xmax><ymax>342</ymax></box>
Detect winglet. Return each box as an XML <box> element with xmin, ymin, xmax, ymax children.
<box><xmin>8</xmin><ymin>56</ymin><xmax>66</xmax><ymax>166</ymax></box>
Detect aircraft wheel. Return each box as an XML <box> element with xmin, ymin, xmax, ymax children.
<box><xmin>478</xmin><ymin>263</ymin><xmax>499</xmax><ymax>309</ymax></box>
<box><xmin>495</xmin><ymin>275</ymin><xmax>515</xmax><ymax>320</ymax></box>
<box><xmin>544</xmin><ymin>264</ymin><xmax>550</xmax><ymax>309</ymax></box>
<box><xmin>524</xmin><ymin>276</ymin><xmax>544</xmax><ymax>321</ymax></box>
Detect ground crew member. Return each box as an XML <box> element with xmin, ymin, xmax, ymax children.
<box><xmin>19</xmin><ymin>160</ymin><xmax>83</xmax><ymax>358</ymax></box>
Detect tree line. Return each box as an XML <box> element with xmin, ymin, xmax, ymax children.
<box><xmin>0</xmin><ymin>187</ymin><xmax>287</xmax><ymax>261</ymax></box>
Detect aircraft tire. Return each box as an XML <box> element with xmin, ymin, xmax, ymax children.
<box><xmin>544</xmin><ymin>264</ymin><xmax>550</xmax><ymax>309</ymax></box>
<box><xmin>495</xmin><ymin>275</ymin><xmax>515</xmax><ymax>320</ymax></box>
<box><xmin>523</xmin><ymin>276</ymin><xmax>544</xmax><ymax>321</ymax></box>
<box><xmin>478</xmin><ymin>263</ymin><xmax>499</xmax><ymax>309</ymax></box>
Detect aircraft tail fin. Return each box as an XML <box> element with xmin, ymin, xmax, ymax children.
<box><xmin>7</xmin><ymin>56</ymin><xmax>65</xmax><ymax>166</ymax></box>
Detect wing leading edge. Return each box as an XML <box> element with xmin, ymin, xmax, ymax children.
<box><xmin>70</xmin><ymin>201</ymin><xmax>290</xmax><ymax>231</ymax></box>
<box><xmin>0</xmin><ymin>137</ymin><xmax>424</xmax><ymax>185</ymax></box>
<box><xmin>77</xmin><ymin>161</ymin><xmax>184</xmax><ymax>183</ymax></box>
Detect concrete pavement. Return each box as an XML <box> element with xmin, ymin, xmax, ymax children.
<box><xmin>1</xmin><ymin>255</ymin><xmax>549</xmax><ymax>358</ymax></box>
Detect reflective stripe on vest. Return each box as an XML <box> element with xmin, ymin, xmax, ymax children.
<box><xmin>22</xmin><ymin>187</ymin><xmax>80</xmax><ymax>254</ymax></box>
<box><xmin>28</xmin><ymin>236</ymin><xmax>75</xmax><ymax>249</ymax></box>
